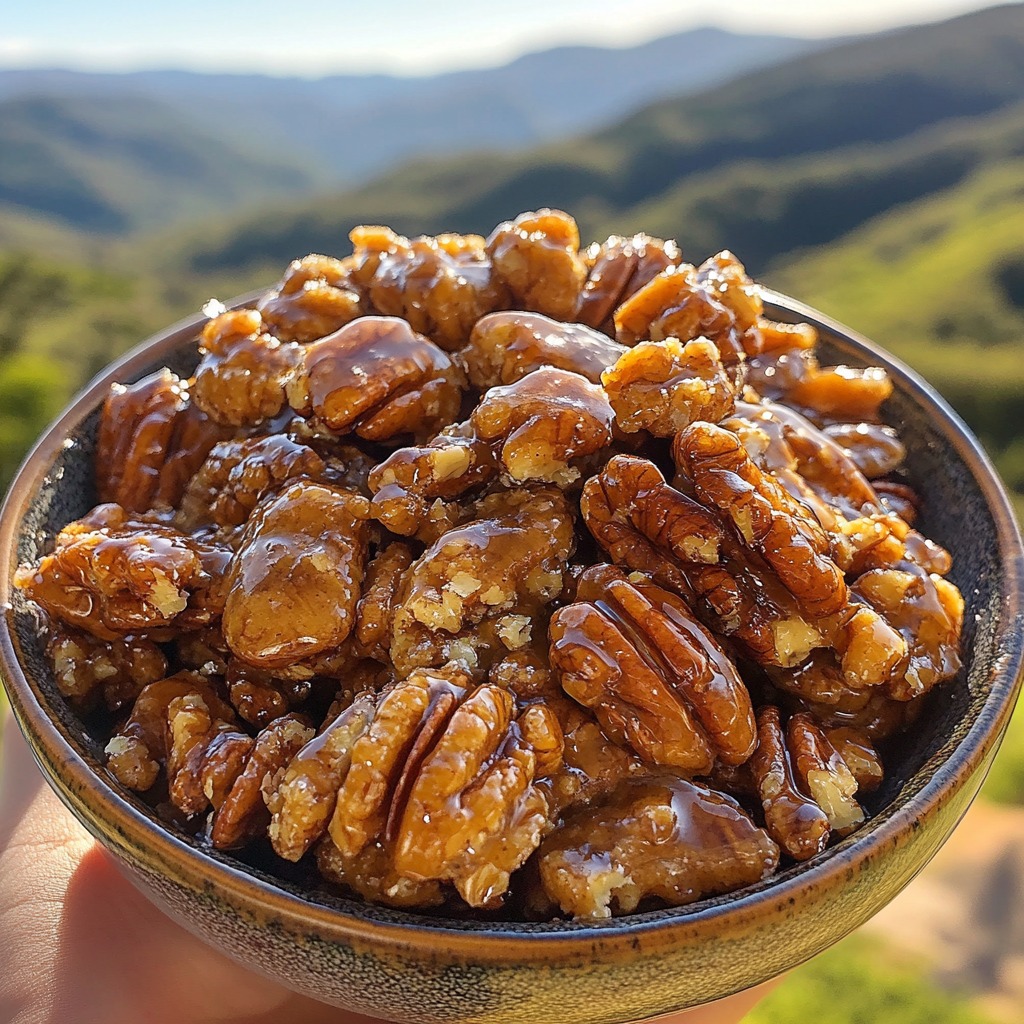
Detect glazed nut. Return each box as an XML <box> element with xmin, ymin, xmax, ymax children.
<box><xmin>470</xmin><ymin>367</ymin><xmax>615</xmax><ymax>486</ymax></box>
<box><xmin>549</xmin><ymin>564</ymin><xmax>756</xmax><ymax>773</ymax></box>
<box><xmin>576</xmin><ymin>233</ymin><xmax>682</xmax><ymax>333</ymax></box>
<box><xmin>257</xmin><ymin>253</ymin><xmax>364</xmax><ymax>343</ymax></box>
<box><xmin>487</xmin><ymin>209</ymin><xmax>588</xmax><ymax>321</ymax></box>
<box><xmin>96</xmin><ymin>369</ymin><xmax>225</xmax><ymax>514</ymax></box>
<box><xmin>537</xmin><ymin>777</ymin><xmax>779</xmax><ymax>920</ymax></box>
<box><xmin>463</xmin><ymin>310</ymin><xmax>627</xmax><ymax>388</ymax></box>
<box><xmin>749</xmin><ymin>706</ymin><xmax>865</xmax><ymax>861</ymax></box>
<box><xmin>192</xmin><ymin>308</ymin><xmax>302</xmax><ymax>427</ymax></box>
<box><xmin>286</xmin><ymin>315</ymin><xmax>464</xmax><ymax>441</ymax></box>
<box><xmin>602</xmin><ymin>336</ymin><xmax>736</xmax><ymax>436</ymax></box>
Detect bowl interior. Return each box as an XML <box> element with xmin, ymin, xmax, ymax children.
<box><xmin>3</xmin><ymin>294</ymin><xmax>1022</xmax><ymax>937</ymax></box>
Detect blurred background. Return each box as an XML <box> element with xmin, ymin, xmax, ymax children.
<box><xmin>1</xmin><ymin>1</ymin><xmax>1023</xmax><ymax>1020</ymax></box>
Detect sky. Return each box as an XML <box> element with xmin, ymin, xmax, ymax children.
<box><xmin>0</xmin><ymin>0</ymin><xmax>1001</xmax><ymax>76</ymax></box>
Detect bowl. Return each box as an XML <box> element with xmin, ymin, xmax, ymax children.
<box><xmin>2</xmin><ymin>290</ymin><xmax>1022</xmax><ymax>1024</ymax></box>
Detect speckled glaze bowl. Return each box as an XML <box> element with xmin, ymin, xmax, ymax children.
<box><xmin>2</xmin><ymin>291</ymin><xmax>1022</xmax><ymax>1024</ymax></box>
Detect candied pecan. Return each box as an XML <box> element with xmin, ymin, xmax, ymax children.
<box><xmin>580</xmin><ymin>455</ymin><xmax>721</xmax><ymax>592</ymax></box>
<box><xmin>787</xmin><ymin>363</ymin><xmax>892</xmax><ymax>424</ymax></box>
<box><xmin>192</xmin><ymin>308</ymin><xmax>301</xmax><ymax>427</ymax></box>
<box><xmin>392</xmin><ymin>680</ymin><xmax>564</xmax><ymax>907</ymax></box>
<box><xmin>355</xmin><ymin>542</ymin><xmax>415</xmax><ymax>661</ymax></box>
<box><xmin>537</xmin><ymin>777</ymin><xmax>778</xmax><ymax>920</ymax></box>
<box><xmin>97</xmin><ymin>370</ymin><xmax>226</xmax><ymax>513</ymax></box>
<box><xmin>743</xmin><ymin>318</ymin><xmax>817</xmax><ymax>358</ymax></box>
<box><xmin>48</xmin><ymin>625</ymin><xmax>167</xmax><ymax>712</ymax></box>
<box><xmin>463</xmin><ymin>311</ymin><xmax>627</xmax><ymax>389</ymax></box>
<box><xmin>602</xmin><ymin>336</ymin><xmax>736</xmax><ymax>436</ymax></box>
<box><xmin>226</xmin><ymin>659</ymin><xmax>312</xmax><ymax>728</ymax></box>
<box><xmin>103</xmin><ymin>673</ymin><xmax>234</xmax><ymax>792</ymax></box>
<box><xmin>852</xmin><ymin>566</ymin><xmax>964</xmax><ymax>700</ymax></box>
<box><xmin>266</xmin><ymin>691</ymin><xmax>378</xmax><ymax>861</ymax></box>
<box><xmin>14</xmin><ymin>504</ymin><xmax>218</xmax><ymax>641</ymax></box>
<box><xmin>613</xmin><ymin>254</ymin><xmax>754</xmax><ymax>372</ymax></box>
<box><xmin>222</xmin><ymin>482</ymin><xmax>370</xmax><ymax>670</ymax></box>
<box><xmin>874</xmin><ymin>481</ymin><xmax>920</xmax><ymax>525</ymax></box>
<box><xmin>576</xmin><ymin>233</ymin><xmax>681</xmax><ymax>334</ymax></box>
<box><xmin>165</xmin><ymin>693</ymin><xmax>314</xmax><ymax>850</ymax></box>
<box><xmin>749</xmin><ymin>706</ymin><xmax>865</xmax><ymax>861</ymax></box>
<box><xmin>367</xmin><ymin>232</ymin><xmax>508</xmax><ymax>351</ymax></box>
<box><xmin>470</xmin><ymin>367</ymin><xmax>615</xmax><ymax>486</ymax></box>
<box><xmin>822</xmin><ymin>422</ymin><xmax>906</xmax><ymax>479</ymax></box>
<box><xmin>675</xmin><ymin>422</ymin><xmax>847</xmax><ymax>618</ymax></box>
<box><xmin>390</xmin><ymin>487</ymin><xmax>574</xmax><ymax>676</ymax></box>
<box><xmin>316</xmin><ymin>837</ymin><xmax>445</xmax><ymax>909</ymax></box>
<box><xmin>286</xmin><ymin>315</ymin><xmax>464</xmax><ymax>442</ymax></box>
<box><xmin>368</xmin><ymin>423</ymin><xmax>499</xmax><ymax>538</ymax></box>
<box><xmin>487</xmin><ymin>209</ymin><xmax>587</xmax><ymax>321</ymax></box>
<box><xmin>257</xmin><ymin>254</ymin><xmax>364</xmax><ymax>342</ymax></box>
<box><xmin>176</xmin><ymin>434</ymin><xmax>326</xmax><ymax>531</ymax></box>
<box><xmin>824</xmin><ymin>727</ymin><xmax>884</xmax><ymax>793</ymax></box>
<box><xmin>549</xmin><ymin>565</ymin><xmax>756</xmax><ymax>773</ymax></box>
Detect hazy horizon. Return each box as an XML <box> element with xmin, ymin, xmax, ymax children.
<box><xmin>0</xmin><ymin>0</ymin><xmax>999</xmax><ymax>78</ymax></box>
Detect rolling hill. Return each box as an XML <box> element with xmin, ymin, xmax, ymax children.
<box><xmin>0</xmin><ymin>29</ymin><xmax>826</xmax><ymax>184</ymax></box>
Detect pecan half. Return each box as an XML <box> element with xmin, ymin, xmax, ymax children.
<box><xmin>286</xmin><ymin>315</ymin><xmax>464</xmax><ymax>442</ymax></box>
<box><xmin>537</xmin><ymin>776</ymin><xmax>779</xmax><ymax>919</ymax></box>
<box><xmin>549</xmin><ymin>564</ymin><xmax>756</xmax><ymax>772</ymax></box>
<box><xmin>257</xmin><ymin>254</ymin><xmax>364</xmax><ymax>342</ymax></box>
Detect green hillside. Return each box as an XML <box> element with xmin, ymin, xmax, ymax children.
<box><xmin>0</xmin><ymin>94</ymin><xmax>320</xmax><ymax>233</ymax></box>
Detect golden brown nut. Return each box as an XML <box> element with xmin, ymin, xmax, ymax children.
<box><xmin>390</xmin><ymin>487</ymin><xmax>575</xmax><ymax>676</ymax></box>
<box><xmin>48</xmin><ymin>624</ymin><xmax>167</xmax><ymax>712</ymax></box>
<box><xmin>602</xmin><ymin>336</ymin><xmax>736</xmax><ymax>436</ymax></box>
<box><xmin>103</xmin><ymin>673</ymin><xmax>235</xmax><ymax>792</ymax></box>
<box><xmin>286</xmin><ymin>315</ymin><xmax>464</xmax><ymax>442</ymax></box>
<box><xmin>368</xmin><ymin>423</ymin><xmax>499</xmax><ymax>538</ymax></box>
<box><xmin>695</xmin><ymin>251</ymin><xmax>762</xmax><ymax>333</ymax></box>
<box><xmin>852</xmin><ymin>566</ymin><xmax>964</xmax><ymax>700</ymax></box>
<box><xmin>367</xmin><ymin>233</ymin><xmax>508</xmax><ymax>351</ymax></box>
<box><xmin>873</xmin><ymin>481</ymin><xmax>921</xmax><ymax>525</ymax></box>
<box><xmin>392</xmin><ymin>679</ymin><xmax>564</xmax><ymax>907</ymax></box>
<box><xmin>257</xmin><ymin>254</ymin><xmax>364</xmax><ymax>342</ymax></box>
<box><xmin>463</xmin><ymin>311</ymin><xmax>628</xmax><ymax>388</ymax></box>
<box><xmin>470</xmin><ymin>367</ymin><xmax>615</xmax><ymax>486</ymax></box>
<box><xmin>536</xmin><ymin>776</ymin><xmax>779</xmax><ymax>919</ymax></box>
<box><xmin>675</xmin><ymin>422</ymin><xmax>847</xmax><ymax>619</ymax></box>
<box><xmin>549</xmin><ymin>564</ymin><xmax>756</xmax><ymax>773</ymax></box>
<box><xmin>222</xmin><ymin>482</ymin><xmax>369</xmax><ymax>671</ymax></box>
<box><xmin>192</xmin><ymin>308</ymin><xmax>302</xmax><ymax>427</ymax></box>
<box><xmin>487</xmin><ymin>209</ymin><xmax>587</xmax><ymax>321</ymax></box>
<box><xmin>576</xmin><ymin>233</ymin><xmax>682</xmax><ymax>334</ymax></box>
<box><xmin>824</xmin><ymin>726</ymin><xmax>884</xmax><ymax>793</ymax></box>
<box><xmin>749</xmin><ymin>706</ymin><xmax>865</xmax><ymax>861</ymax></box>
<box><xmin>266</xmin><ymin>691</ymin><xmax>377</xmax><ymax>861</ymax></box>
<box><xmin>316</xmin><ymin>837</ymin><xmax>445</xmax><ymax>909</ymax></box>
<box><xmin>14</xmin><ymin>504</ymin><xmax>220</xmax><ymax>641</ymax></box>
<box><xmin>225</xmin><ymin>659</ymin><xmax>312</xmax><ymax>728</ymax></box>
<box><xmin>96</xmin><ymin>369</ymin><xmax>226</xmax><ymax>513</ymax></box>
<box><xmin>355</xmin><ymin>542</ymin><xmax>415</xmax><ymax>661</ymax></box>
<box><xmin>822</xmin><ymin>422</ymin><xmax>906</xmax><ymax>479</ymax></box>
<box><xmin>176</xmin><ymin>434</ymin><xmax>326</xmax><ymax>531</ymax></box>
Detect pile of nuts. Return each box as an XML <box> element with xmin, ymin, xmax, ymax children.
<box><xmin>15</xmin><ymin>210</ymin><xmax>964</xmax><ymax>920</ymax></box>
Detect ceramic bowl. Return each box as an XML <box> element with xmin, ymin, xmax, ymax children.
<box><xmin>1</xmin><ymin>291</ymin><xmax>1022</xmax><ymax>1024</ymax></box>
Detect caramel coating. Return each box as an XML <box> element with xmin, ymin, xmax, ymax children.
<box><xmin>390</xmin><ymin>487</ymin><xmax>574</xmax><ymax>676</ymax></box>
<box><xmin>602</xmin><ymin>336</ymin><xmax>736</xmax><ymax>436</ymax></box>
<box><xmin>222</xmin><ymin>482</ymin><xmax>370</xmax><ymax>670</ymax></box>
<box><xmin>463</xmin><ymin>311</ymin><xmax>627</xmax><ymax>388</ymax></box>
<box><xmin>537</xmin><ymin>777</ymin><xmax>778</xmax><ymax>920</ymax></box>
<box><xmin>192</xmin><ymin>309</ymin><xmax>301</xmax><ymax>427</ymax></box>
<box><xmin>257</xmin><ymin>254</ymin><xmax>364</xmax><ymax>343</ymax></box>
<box><xmin>471</xmin><ymin>367</ymin><xmax>615</xmax><ymax>486</ymax></box>
<box><xmin>97</xmin><ymin>370</ymin><xmax>226</xmax><ymax>513</ymax></box>
<box><xmin>368</xmin><ymin>232</ymin><xmax>509</xmax><ymax>351</ymax></box>
<box><xmin>287</xmin><ymin>315</ymin><xmax>464</xmax><ymax>441</ymax></box>
<box><xmin>487</xmin><ymin>209</ymin><xmax>587</xmax><ymax>321</ymax></box>
<box><xmin>550</xmin><ymin>565</ymin><xmax>756</xmax><ymax>773</ymax></box>
<box><xmin>576</xmin><ymin>233</ymin><xmax>682</xmax><ymax>334</ymax></box>
<box><xmin>14</xmin><ymin>505</ymin><xmax>219</xmax><ymax>641</ymax></box>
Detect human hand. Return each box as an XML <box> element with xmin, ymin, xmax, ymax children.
<box><xmin>0</xmin><ymin>711</ymin><xmax>772</xmax><ymax>1024</ymax></box>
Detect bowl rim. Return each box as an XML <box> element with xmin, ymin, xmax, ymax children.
<box><xmin>2</xmin><ymin>289</ymin><xmax>1023</xmax><ymax>957</ymax></box>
